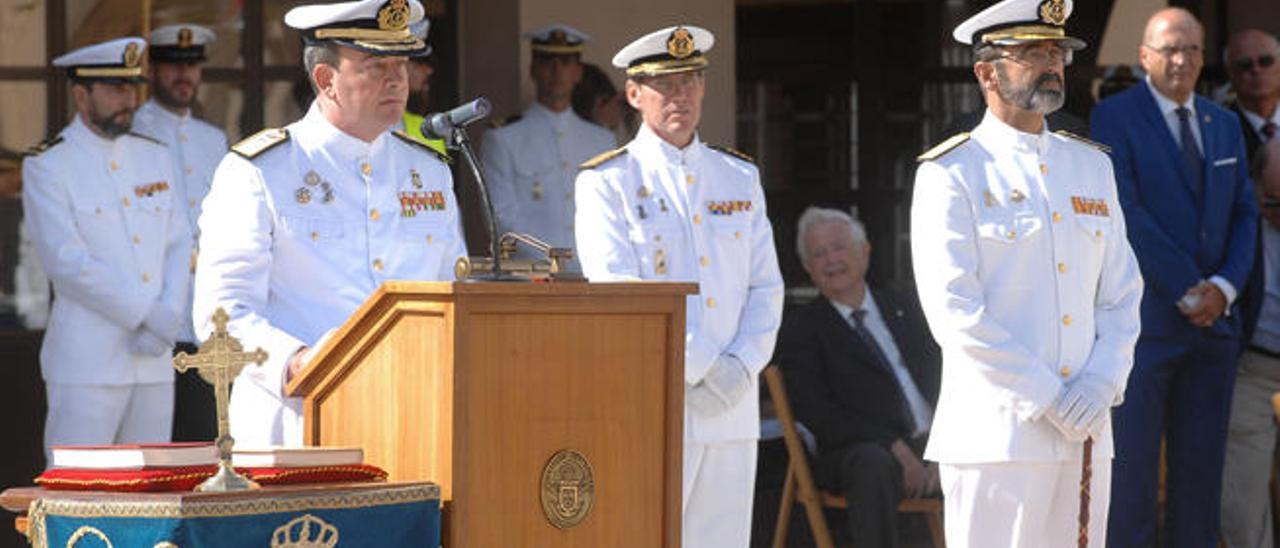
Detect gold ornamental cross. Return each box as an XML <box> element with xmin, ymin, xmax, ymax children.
<box><xmin>173</xmin><ymin>307</ymin><xmax>267</xmax><ymax>491</ymax></box>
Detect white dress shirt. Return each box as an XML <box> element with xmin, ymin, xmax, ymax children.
<box><xmin>132</xmin><ymin>99</ymin><xmax>228</xmax><ymax>341</ymax></box>
<box><xmin>1238</xmin><ymin>105</ymin><xmax>1280</xmax><ymax>141</ymax></box>
<box><xmin>575</xmin><ymin>123</ymin><xmax>784</xmax><ymax>443</ymax></box>
<box><xmin>195</xmin><ymin>103</ymin><xmax>467</xmax><ymax>446</ymax></box>
<box><xmin>829</xmin><ymin>291</ymin><xmax>934</xmax><ymax>437</ymax></box>
<box><xmin>912</xmin><ymin>110</ymin><xmax>1144</xmax><ymax>463</ymax></box>
<box><xmin>482</xmin><ymin>102</ymin><xmax>615</xmax><ymax>258</ymax></box>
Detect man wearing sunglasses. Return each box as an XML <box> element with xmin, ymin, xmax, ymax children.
<box><xmin>1091</xmin><ymin>8</ymin><xmax>1259</xmax><ymax>546</ymax></box>
<box><xmin>1221</xmin><ymin>33</ymin><xmax>1280</xmax><ymax>547</ymax></box>
<box><xmin>1225</xmin><ymin>29</ymin><xmax>1280</xmax><ymax>162</ymax></box>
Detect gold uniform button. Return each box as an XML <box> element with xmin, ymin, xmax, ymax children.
<box><xmin>706</xmin><ymin>297</ymin><xmax>716</xmax><ymax>308</ymax></box>
<box><xmin>693</xmin><ymin>214</ymin><xmax>702</xmax><ymax>225</ymax></box>
<box><xmin>122</xmin><ymin>197</ymin><xmax>131</xmax><ymax>207</ymax></box>
<box><xmin>1052</xmin><ymin>212</ymin><xmax>1062</xmax><ymax>223</ymax></box>
<box><xmin>734</xmin><ymin>231</ymin><xmax>742</xmax><ymax>239</ymax></box>
<box><xmin>1040</xmin><ymin>164</ymin><xmax>1048</xmax><ymax>175</ymax></box>
<box><xmin>184</xmin><ymin>166</ymin><xmax>193</xmax><ymax>175</ymax></box>
<box><xmin>686</xmin><ymin>175</ymin><xmax>695</xmax><ymax>185</ymax></box>
<box><xmin>179</xmin><ymin>133</ymin><xmax>188</xmax><ymax>143</ymax></box>
<box><xmin>141</xmin><ymin>272</ymin><xmax>150</xmax><ymax>283</ymax></box>
<box><xmin>1057</xmin><ymin>262</ymin><xmax>1067</xmax><ymax>274</ymax></box>
<box><xmin>1095</xmin><ymin>230</ymin><xmax>1104</xmax><ymax>239</ymax></box>
<box><xmin>699</xmin><ymin>256</ymin><xmax>710</xmax><ymax>267</ymax></box>
<box><xmin>426</xmin><ymin>234</ymin><xmax>433</xmax><ymax>244</ymax></box>
<box><xmin>370</xmin><ymin>209</ymin><xmax>381</xmax><ymax>221</ymax></box>
<box><xmin>132</xmin><ymin>235</ymin><xmax>141</xmax><ymax>245</ymax></box>
<box><xmin>372</xmin><ymin>259</ymin><xmax>384</xmax><ymax>271</ymax></box>
<box><xmin>361</xmin><ymin>162</ymin><xmax>372</xmax><ymax>176</ymax></box>
<box><xmin>1006</xmin><ymin>230</ymin><xmax>1016</xmax><ymax>239</ymax></box>
<box><xmin>654</xmin><ymin>234</ymin><xmax>663</xmax><ymax>242</ymax></box>
<box><xmin>188</xmin><ymin>199</ymin><xmax>196</xmax><ymax>209</ymax></box>
<box><xmin>1060</xmin><ymin>366</ymin><xmax>1072</xmax><ymax>378</ymax></box>
<box><xmin>1062</xmin><ymin>314</ymin><xmax>1072</xmax><ymax>326</ymax></box>
<box><xmin>310</xmin><ymin>231</ymin><xmax>319</xmax><ymax>241</ymax></box>
<box><xmin>110</xmin><ymin>161</ymin><xmax>119</xmax><ymax>171</ymax></box>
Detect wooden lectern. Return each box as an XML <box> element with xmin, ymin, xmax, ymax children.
<box><xmin>286</xmin><ymin>281</ymin><xmax>695</xmax><ymax>547</ymax></box>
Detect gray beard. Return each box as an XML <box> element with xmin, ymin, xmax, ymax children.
<box><xmin>996</xmin><ymin>64</ymin><xmax>1065</xmax><ymax>115</ymax></box>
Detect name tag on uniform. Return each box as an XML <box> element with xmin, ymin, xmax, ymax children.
<box><xmin>706</xmin><ymin>200</ymin><xmax>752</xmax><ymax>216</ymax></box>
<box><xmin>1070</xmin><ymin>196</ymin><xmax>1109</xmax><ymax>217</ymax></box>
<box><xmin>1213</xmin><ymin>157</ymin><xmax>1238</xmax><ymax>167</ymax></box>
<box><xmin>399</xmin><ymin>190</ymin><xmax>446</xmax><ymax>217</ymax></box>
<box><xmin>133</xmin><ymin>181</ymin><xmax>170</xmax><ymax>197</ymax></box>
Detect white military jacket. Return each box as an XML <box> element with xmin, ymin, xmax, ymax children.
<box><xmin>132</xmin><ymin>99</ymin><xmax>228</xmax><ymax>342</ymax></box>
<box><xmin>194</xmin><ymin>103</ymin><xmax>467</xmax><ymax>446</ymax></box>
<box><xmin>22</xmin><ymin>115</ymin><xmax>191</xmax><ymax>385</ymax></box>
<box><xmin>911</xmin><ymin>111</ymin><xmax>1144</xmax><ymax>463</ymax></box>
<box><xmin>575</xmin><ymin>124</ymin><xmax>784</xmax><ymax>443</ymax></box>
<box><xmin>482</xmin><ymin>102</ymin><xmax>615</xmax><ymax>256</ymax></box>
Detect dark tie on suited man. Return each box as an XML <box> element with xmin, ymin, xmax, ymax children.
<box><xmin>774</xmin><ymin>207</ymin><xmax>942</xmax><ymax>548</ymax></box>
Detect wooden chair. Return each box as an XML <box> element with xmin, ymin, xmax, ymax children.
<box><xmin>763</xmin><ymin>365</ymin><xmax>946</xmax><ymax>548</ymax></box>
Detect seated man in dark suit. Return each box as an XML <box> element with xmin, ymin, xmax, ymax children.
<box><xmin>775</xmin><ymin>206</ymin><xmax>942</xmax><ymax>548</ymax></box>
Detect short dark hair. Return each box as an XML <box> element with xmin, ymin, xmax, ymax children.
<box><xmin>572</xmin><ymin>63</ymin><xmax>617</xmax><ymax>122</ymax></box>
<box><xmin>303</xmin><ymin>43</ymin><xmax>342</xmax><ymax>93</ymax></box>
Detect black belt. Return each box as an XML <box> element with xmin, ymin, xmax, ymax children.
<box><xmin>1247</xmin><ymin>345</ymin><xmax>1280</xmax><ymax>361</ymax></box>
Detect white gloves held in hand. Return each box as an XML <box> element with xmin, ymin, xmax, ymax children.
<box><xmin>687</xmin><ymin>354</ymin><xmax>752</xmax><ymax>416</ymax></box>
<box><xmin>1047</xmin><ymin>374</ymin><xmax>1114</xmax><ymax>442</ymax></box>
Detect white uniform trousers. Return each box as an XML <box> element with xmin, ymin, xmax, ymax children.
<box><xmin>44</xmin><ymin>382</ymin><xmax>174</xmax><ymax>454</ymax></box>
<box><xmin>939</xmin><ymin>457</ymin><xmax>1111</xmax><ymax>548</ymax></box>
<box><xmin>683</xmin><ymin>439</ymin><xmax>756</xmax><ymax>548</ymax></box>
<box><xmin>1220</xmin><ymin>349</ymin><xmax>1280</xmax><ymax>548</ymax></box>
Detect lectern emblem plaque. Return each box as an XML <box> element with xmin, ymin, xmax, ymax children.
<box><xmin>540</xmin><ymin>449</ymin><xmax>594</xmax><ymax>529</ymax></box>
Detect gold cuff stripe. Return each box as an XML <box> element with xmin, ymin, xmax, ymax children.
<box><xmin>73</xmin><ymin>67</ymin><xmax>143</xmax><ymax>78</ymax></box>
<box><xmin>625</xmin><ymin>56</ymin><xmax>709</xmax><ymax>77</ymax></box>
<box><xmin>532</xmin><ymin>44</ymin><xmax>584</xmax><ymax>54</ymax></box>
<box><xmin>981</xmin><ymin>25</ymin><xmax>1066</xmax><ymax>43</ymax></box>
<box><xmin>315</xmin><ymin>27</ymin><xmax>412</xmax><ymax>41</ymax></box>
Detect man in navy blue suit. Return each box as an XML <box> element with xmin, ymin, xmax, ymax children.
<box><xmin>1091</xmin><ymin>8</ymin><xmax>1259</xmax><ymax>547</ymax></box>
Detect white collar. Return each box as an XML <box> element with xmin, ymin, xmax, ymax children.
<box><xmin>141</xmin><ymin>99</ymin><xmax>191</xmax><ymax>126</ymax></box>
<box><xmin>66</xmin><ymin>114</ymin><xmax>120</xmax><ymax>152</ymax></box>
<box><xmin>1146</xmin><ymin>76</ymin><xmax>1196</xmax><ymax>117</ymax></box>
<box><xmin>630</xmin><ymin>122</ymin><xmax>703</xmax><ymax>166</ymax></box>
<box><xmin>973</xmin><ymin>109</ymin><xmax>1050</xmax><ymax>156</ymax></box>
<box><xmin>299</xmin><ymin>101</ymin><xmax>388</xmax><ymax>162</ymax></box>
<box><xmin>1238</xmin><ymin>104</ymin><xmax>1280</xmax><ymax>132</ymax></box>
<box><xmin>827</xmin><ymin>286</ymin><xmax>879</xmax><ymax>324</ymax></box>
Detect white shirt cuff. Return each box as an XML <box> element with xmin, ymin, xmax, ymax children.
<box><xmin>1209</xmin><ymin>275</ymin><xmax>1237</xmax><ymax>313</ymax></box>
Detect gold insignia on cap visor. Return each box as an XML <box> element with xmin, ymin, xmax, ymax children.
<box><xmin>123</xmin><ymin>42</ymin><xmax>142</xmax><ymax>67</ymax></box>
<box><xmin>378</xmin><ymin>0</ymin><xmax>411</xmax><ymax>31</ymax></box>
<box><xmin>177</xmin><ymin>27</ymin><xmax>193</xmax><ymax>48</ymax></box>
<box><xmin>1039</xmin><ymin>0</ymin><xmax>1066</xmax><ymax>25</ymax></box>
<box><xmin>667</xmin><ymin>27</ymin><xmax>695</xmax><ymax>59</ymax></box>
<box><xmin>549</xmin><ymin>29</ymin><xmax>568</xmax><ymax>45</ymax></box>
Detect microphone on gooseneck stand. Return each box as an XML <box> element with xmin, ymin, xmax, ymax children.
<box><xmin>422</xmin><ymin>98</ymin><xmax>519</xmax><ymax>281</ymax></box>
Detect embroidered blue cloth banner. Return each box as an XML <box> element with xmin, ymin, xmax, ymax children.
<box><xmin>28</xmin><ymin>482</ymin><xmax>440</xmax><ymax>548</ymax></box>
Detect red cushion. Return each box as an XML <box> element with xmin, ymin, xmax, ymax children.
<box><xmin>36</xmin><ymin>464</ymin><xmax>388</xmax><ymax>492</ymax></box>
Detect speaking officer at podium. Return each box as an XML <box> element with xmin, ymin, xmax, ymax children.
<box><xmin>194</xmin><ymin>0</ymin><xmax>466</xmax><ymax>447</ymax></box>
<box><xmin>911</xmin><ymin>0</ymin><xmax>1143</xmax><ymax>544</ymax></box>
<box><xmin>575</xmin><ymin>25</ymin><xmax>785</xmax><ymax>547</ymax></box>
<box><xmin>23</xmin><ymin>38</ymin><xmax>192</xmax><ymax>452</ymax></box>
<box><xmin>481</xmin><ymin>24</ymin><xmax>615</xmax><ymax>259</ymax></box>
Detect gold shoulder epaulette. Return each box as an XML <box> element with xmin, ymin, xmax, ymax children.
<box><xmin>1055</xmin><ymin>130</ymin><xmax>1112</xmax><ymax>153</ymax></box>
<box><xmin>231</xmin><ymin>128</ymin><xmax>289</xmax><ymax>159</ymax></box>
<box><xmin>707</xmin><ymin>144</ymin><xmax>756</xmax><ymax>164</ymax></box>
<box><xmin>488</xmin><ymin>114</ymin><xmax>522</xmax><ymax>130</ymax></box>
<box><xmin>128</xmin><ymin>131</ymin><xmax>165</xmax><ymax>147</ymax></box>
<box><xmin>24</xmin><ymin>135</ymin><xmax>64</xmax><ymax>157</ymax></box>
<box><xmin>917</xmin><ymin>132</ymin><xmax>970</xmax><ymax>162</ymax></box>
<box><xmin>579</xmin><ymin>147</ymin><xmax>627</xmax><ymax>169</ymax></box>
<box><xmin>393</xmin><ymin>130</ymin><xmax>452</xmax><ymax>164</ymax></box>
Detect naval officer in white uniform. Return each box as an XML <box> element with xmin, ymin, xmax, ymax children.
<box><xmin>910</xmin><ymin>0</ymin><xmax>1143</xmax><ymax>545</ymax></box>
<box><xmin>575</xmin><ymin>25</ymin><xmax>784</xmax><ymax>547</ymax></box>
<box><xmin>132</xmin><ymin>23</ymin><xmax>228</xmax><ymax>441</ymax></box>
<box><xmin>194</xmin><ymin>0</ymin><xmax>466</xmax><ymax>447</ymax></box>
<box><xmin>482</xmin><ymin>24</ymin><xmax>615</xmax><ymax>260</ymax></box>
<box><xmin>23</xmin><ymin>37</ymin><xmax>191</xmax><ymax>453</ymax></box>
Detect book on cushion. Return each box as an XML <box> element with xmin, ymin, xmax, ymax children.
<box><xmin>231</xmin><ymin>446</ymin><xmax>363</xmax><ymax>468</ymax></box>
<box><xmin>49</xmin><ymin>442</ymin><xmax>217</xmax><ymax>470</ymax></box>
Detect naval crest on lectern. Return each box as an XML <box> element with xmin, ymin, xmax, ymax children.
<box><xmin>540</xmin><ymin>449</ymin><xmax>594</xmax><ymax>529</ymax></box>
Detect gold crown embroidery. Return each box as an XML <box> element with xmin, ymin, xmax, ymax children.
<box><xmin>378</xmin><ymin>0</ymin><xmax>410</xmax><ymax>31</ymax></box>
<box><xmin>178</xmin><ymin>27</ymin><xmax>193</xmax><ymax>48</ymax></box>
<box><xmin>123</xmin><ymin>43</ymin><xmax>141</xmax><ymax>68</ymax></box>
<box><xmin>667</xmin><ymin>27</ymin><xmax>695</xmax><ymax>59</ymax></box>
<box><xmin>271</xmin><ymin>514</ymin><xmax>339</xmax><ymax>548</ymax></box>
<box><xmin>1039</xmin><ymin>0</ymin><xmax>1066</xmax><ymax>26</ymax></box>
